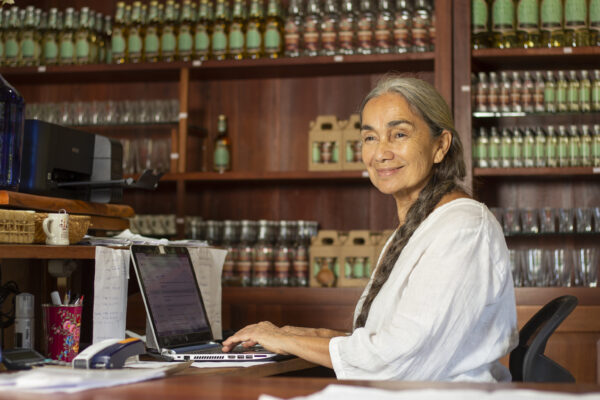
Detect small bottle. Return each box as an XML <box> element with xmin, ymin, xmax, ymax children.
<box><xmin>303</xmin><ymin>0</ymin><xmax>322</xmax><ymax>56</ymax></box>
<box><xmin>393</xmin><ymin>0</ymin><xmax>412</xmax><ymax>53</ymax></box>
<box><xmin>475</xmin><ymin>127</ymin><xmax>489</xmax><ymax>168</ymax></box>
<box><xmin>264</xmin><ymin>0</ymin><xmax>283</xmax><ymax>58</ymax></box>
<box><xmin>88</xmin><ymin>11</ymin><xmax>99</xmax><ymax>63</ymax></box>
<box><xmin>228</xmin><ymin>0</ymin><xmax>247</xmax><ymax>59</ymax></box>
<box><xmin>568</xmin><ymin>124</ymin><xmax>581</xmax><ymax>167</ymax></box>
<box><xmin>471</xmin><ymin>0</ymin><xmax>490</xmax><ymax>49</ymax></box>
<box><xmin>339</xmin><ymin>0</ymin><xmax>357</xmax><ymax>54</ymax></box>
<box><xmin>580</xmin><ymin>124</ymin><xmax>592</xmax><ymax>167</ymax></box>
<box><xmin>556</xmin><ymin>70</ymin><xmax>568</xmax><ymax>112</ymax></box>
<box><xmin>14</xmin><ymin>293</ymin><xmax>34</xmax><ymax>349</ymax></box>
<box><xmin>567</xmin><ymin>70</ymin><xmax>580</xmax><ymax>112</ymax></box>
<box><xmin>178</xmin><ymin>0</ymin><xmax>195</xmax><ymax>61</ymax></box>
<box><xmin>516</xmin><ymin>0</ymin><xmax>540</xmax><ymax>48</ymax></box>
<box><xmin>292</xmin><ymin>221</ymin><xmax>310</xmax><ymax>287</ymax></box>
<box><xmin>591</xmin><ymin>0</ymin><xmax>600</xmax><ymax>46</ymax></box>
<box><xmin>20</xmin><ymin>6</ymin><xmax>36</xmax><ymax>66</ymax></box>
<box><xmin>284</xmin><ymin>0</ymin><xmax>302</xmax><ymax>57</ymax></box>
<box><xmin>534</xmin><ymin>71</ymin><xmax>545</xmax><ymax>113</ymax></box>
<box><xmin>491</xmin><ymin>0</ymin><xmax>517</xmax><ymax>48</ymax></box>
<box><xmin>321</xmin><ymin>0</ymin><xmax>341</xmax><ymax>55</ymax></box>
<box><xmin>193</xmin><ymin>0</ymin><xmax>214</xmax><ymax>61</ymax></box>
<box><xmin>557</xmin><ymin>125</ymin><xmax>570</xmax><ymax>167</ymax></box>
<box><xmin>500</xmin><ymin>127</ymin><xmax>513</xmax><ymax>168</ymax></box>
<box><xmin>59</xmin><ymin>7</ymin><xmax>76</xmax><ymax>65</ymax></box>
<box><xmin>34</xmin><ymin>9</ymin><xmax>43</xmax><ymax>64</ymax></box>
<box><xmin>127</xmin><ymin>2</ymin><xmax>143</xmax><ymax>63</ymax></box>
<box><xmin>488</xmin><ymin>71</ymin><xmax>500</xmax><ymax>113</ymax></box>
<box><xmin>235</xmin><ymin>220</ymin><xmax>256</xmax><ymax>287</ymax></box>
<box><xmin>412</xmin><ymin>0</ymin><xmax>431</xmax><ymax>52</ymax></box>
<box><xmin>564</xmin><ymin>0</ymin><xmax>589</xmax><ymax>47</ymax></box>
<box><xmin>4</xmin><ymin>7</ymin><xmax>20</xmax><ymax>67</ymax></box>
<box><xmin>512</xmin><ymin>127</ymin><xmax>524</xmax><ymax>167</ymax></box>
<box><xmin>145</xmin><ymin>1</ymin><xmax>161</xmax><ymax>62</ymax></box>
<box><xmin>42</xmin><ymin>8</ymin><xmax>59</xmax><ymax>66</ymax></box>
<box><xmin>540</xmin><ymin>0</ymin><xmax>564</xmax><ymax>47</ymax></box>
<box><xmin>499</xmin><ymin>71</ymin><xmax>512</xmax><ymax>113</ymax></box>
<box><xmin>510</xmin><ymin>70</ymin><xmax>522</xmax><ymax>112</ymax></box>
<box><xmin>374</xmin><ymin>0</ymin><xmax>394</xmax><ymax>54</ymax></box>
<box><xmin>544</xmin><ymin>70</ymin><xmax>556</xmax><ymax>112</ymax></box>
<box><xmin>489</xmin><ymin>126</ymin><xmax>501</xmax><ymax>168</ymax></box>
<box><xmin>104</xmin><ymin>15</ymin><xmax>113</xmax><ymax>63</ymax></box>
<box><xmin>356</xmin><ymin>0</ymin><xmax>376</xmax><ymax>54</ymax></box>
<box><xmin>579</xmin><ymin>70</ymin><xmax>591</xmax><ymax>112</ymax></box>
<box><xmin>592</xmin><ymin>124</ymin><xmax>600</xmax><ymax>167</ymax></box>
<box><xmin>521</xmin><ymin>70</ymin><xmax>534</xmax><ymax>113</ymax></box>
<box><xmin>273</xmin><ymin>221</ymin><xmax>293</xmax><ymax>286</ymax></box>
<box><xmin>523</xmin><ymin>127</ymin><xmax>535</xmax><ymax>167</ymax></box>
<box><xmin>213</xmin><ymin>115</ymin><xmax>231</xmax><ymax>173</ymax></box>
<box><xmin>534</xmin><ymin>126</ymin><xmax>547</xmax><ymax>167</ymax></box>
<box><xmin>546</xmin><ymin>125</ymin><xmax>558</xmax><ymax>167</ymax></box>
<box><xmin>112</xmin><ymin>2</ymin><xmax>127</xmax><ymax>64</ymax></box>
<box><xmin>475</xmin><ymin>72</ymin><xmax>489</xmax><ymax>113</ymax></box>
<box><xmin>160</xmin><ymin>0</ymin><xmax>178</xmax><ymax>61</ymax></box>
<box><xmin>593</xmin><ymin>70</ymin><xmax>600</xmax><ymax>112</ymax></box>
<box><xmin>252</xmin><ymin>220</ymin><xmax>274</xmax><ymax>287</ymax></box>
<box><xmin>222</xmin><ymin>220</ymin><xmax>239</xmax><ymax>286</ymax></box>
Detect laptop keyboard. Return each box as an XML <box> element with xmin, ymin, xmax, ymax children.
<box><xmin>185</xmin><ymin>344</ymin><xmax>260</xmax><ymax>354</ymax></box>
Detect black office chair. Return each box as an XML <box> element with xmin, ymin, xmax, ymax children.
<box><xmin>509</xmin><ymin>295</ymin><xmax>578</xmax><ymax>383</ymax></box>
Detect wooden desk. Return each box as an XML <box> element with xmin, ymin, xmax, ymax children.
<box><xmin>178</xmin><ymin>357</ymin><xmax>318</xmax><ymax>377</ymax></box>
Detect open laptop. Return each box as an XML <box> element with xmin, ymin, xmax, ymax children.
<box><xmin>130</xmin><ymin>244</ymin><xmax>280</xmax><ymax>362</ymax></box>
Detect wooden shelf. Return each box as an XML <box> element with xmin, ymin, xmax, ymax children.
<box><xmin>473</xmin><ymin>111</ymin><xmax>600</xmax><ymax>119</ymax></box>
<box><xmin>150</xmin><ymin>170</ymin><xmax>370</xmax><ymax>182</ymax></box>
<box><xmin>0</xmin><ymin>244</ymin><xmax>97</xmax><ymax>259</ymax></box>
<box><xmin>472</xmin><ymin>46</ymin><xmax>600</xmax><ymax>70</ymax></box>
<box><xmin>473</xmin><ymin>167</ymin><xmax>600</xmax><ymax>177</ymax></box>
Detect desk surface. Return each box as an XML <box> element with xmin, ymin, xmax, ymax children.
<box><xmin>0</xmin><ymin>375</ymin><xmax>599</xmax><ymax>400</ymax></box>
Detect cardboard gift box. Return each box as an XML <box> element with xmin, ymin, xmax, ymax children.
<box><xmin>341</xmin><ymin>114</ymin><xmax>365</xmax><ymax>171</ymax></box>
<box><xmin>308</xmin><ymin>115</ymin><xmax>343</xmax><ymax>171</ymax></box>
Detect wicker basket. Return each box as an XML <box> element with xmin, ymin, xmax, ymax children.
<box><xmin>33</xmin><ymin>213</ymin><xmax>91</xmax><ymax>244</ymax></box>
<box><xmin>0</xmin><ymin>209</ymin><xmax>36</xmax><ymax>244</ymax></box>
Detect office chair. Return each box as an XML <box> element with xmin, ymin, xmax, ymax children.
<box><xmin>509</xmin><ymin>295</ymin><xmax>578</xmax><ymax>383</ymax></box>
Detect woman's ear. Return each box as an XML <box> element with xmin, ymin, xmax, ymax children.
<box><xmin>433</xmin><ymin>130</ymin><xmax>452</xmax><ymax>164</ymax></box>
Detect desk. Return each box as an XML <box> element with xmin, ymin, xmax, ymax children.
<box><xmin>178</xmin><ymin>357</ymin><xmax>318</xmax><ymax>377</ymax></box>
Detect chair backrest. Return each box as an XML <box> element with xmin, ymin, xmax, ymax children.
<box><xmin>509</xmin><ymin>295</ymin><xmax>578</xmax><ymax>382</ymax></box>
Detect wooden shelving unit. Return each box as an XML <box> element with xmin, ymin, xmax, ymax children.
<box><xmin>473</xmin><ymin>167</ymin><xmax>600</xmax><ymax>177</ymax></box>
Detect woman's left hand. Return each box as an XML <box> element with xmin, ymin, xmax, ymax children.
<box><xmin>221</xmin><ymin>321</ymin><xmax>290</xmax><ymax>355</ymax></box>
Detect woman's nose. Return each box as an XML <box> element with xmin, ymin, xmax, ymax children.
<box><xmin>374</xmin><ymin>141</ymin><xmax>394</xmax><ymax>162</ymax></box>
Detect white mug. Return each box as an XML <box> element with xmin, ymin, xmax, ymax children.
<box><xmin>43</xmin><ymin>210</ymin><xmax>69</xmax><ymax>245</ymax></box>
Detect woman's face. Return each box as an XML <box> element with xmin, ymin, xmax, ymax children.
<box><xmin>360</xmin><ymin>92</ymin><xmax>449</xmax><ymax>202</ymax></box>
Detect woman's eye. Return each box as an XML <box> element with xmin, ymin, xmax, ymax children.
<box><xmin>393</xmin><ymin>132</ymin><xmax>406</xmax><ymax>139</ymax></box>
<box><xmin>362</xmin><ymin>135</ymin><xmax>376</xmax><ymax>143</ymax></box>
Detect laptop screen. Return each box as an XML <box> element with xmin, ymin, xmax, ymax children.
<box><xmin>131</xmin><ymin>245</ymin><xmax>214</xmax><ymax>348</ymax></box>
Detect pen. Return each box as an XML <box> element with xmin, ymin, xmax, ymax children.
<box><xmin>50</xmin><ymin>291</ymin><xmax>62</xmax><ymax>306</ymax></box>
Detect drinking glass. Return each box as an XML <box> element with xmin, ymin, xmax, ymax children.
<box><xmin>509</xmin><ymin>249</ymin><xmax>523</xmax><ymax>287</ymax></box>
<box><xmin>168</xmin><ymin>99</ymin><xmax>180</xmax><ymax>122</ymax></box>
<box><xmin>104</xmin><ymin>100</ymin><xmax>118</xmax><ymax>125</ymax></box>
<box><xmin>151</xmin><ymin>138</ymin><xmax>170</xmax><ymax>172</ymax></box>
<box><xmin>90</xmin><ymin>100</ymin><xmax>103</xmax><ymax>125</ymax></box>
<box><xmin>520</xmin><ymin>208</ymin><xmax>539</xmax><ymax>234</ymax></box>
<box><xmin>544</xmin><ymin>248</ymin><xmax>571</xmax><ymax>287</ymax></box>
<box><xmin>524</xmin><ymin>249</ymin><xmax>545</xmax><ymax>287</ymax></box>
<box><xmin>503</xmin><ymin>208</ymin><xmax>520</xmax><ymax>235</ymax></box>
<box><xmin>134</xmin><ymin>138</ymin><xmax>152</xmax><ymax>173</ymax></box>
<box><xmin>573</xmin><ymin>248</ymin><xmax>599</xmax><ymax>287</ymax></box>
<box><xmin>575</xmin><ymin>207</ymin><xmax>593</xmax><ymax>233</ymax></box>
<box><xmin>152</xmin><ymin>99</ymin><xmax>166</xmax><ymax>123</ymax></box>
<box><xmin>593</xmin><ymin>207</ymin><xmax>600</xmax><ymax>233</ymax></box>
<box><xmin>538</xmin><ymin>207</ymin><xmax>556</xmax><ymax>233</ymax></box>
<box><xmin>557</xmin><ymin>208</ymin><xmax>575</xmax><ymax>233</ymax></box>
<box><xmin>58</xmin><ymin>101</ymin><xmax>72</xmax><ymax>126</ymax></box>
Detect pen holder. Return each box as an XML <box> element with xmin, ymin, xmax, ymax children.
<box><xmin>42</xmin><ymin>304</ymin><xmax>82</xmax><ymax>362</ymax></box>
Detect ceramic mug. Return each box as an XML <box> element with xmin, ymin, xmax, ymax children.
<box><xmin>43</xmin><ymin>209</ymin><xmax>69</xmax><ymax>245</ymax></box>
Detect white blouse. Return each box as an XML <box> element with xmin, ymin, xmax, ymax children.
<box><xmin>329</xmin><ymin>198</ymin><xmax>519</xmax><ymax>382</ymax></box>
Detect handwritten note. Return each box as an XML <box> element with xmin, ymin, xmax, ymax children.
<box><xmin>93</xmin><ymin>247</ymin><xmax>130</xmax><ymax>343</ymax></box>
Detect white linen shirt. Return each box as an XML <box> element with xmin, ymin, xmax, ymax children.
<box><xmin>329</xmin><ymin>198</ymin><xmax>519</xmax><ymax>382</ymax></box>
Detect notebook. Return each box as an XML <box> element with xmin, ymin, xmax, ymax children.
<box><xmin>130</xmin><ymin>244</ymin><xmax>280</xmax><ymax>362</ymax></box>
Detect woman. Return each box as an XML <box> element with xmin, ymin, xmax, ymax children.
<box><xmin>222</xmin><ymin>76</ymin><xmax>518</xmax><ymax>382</ymax></box>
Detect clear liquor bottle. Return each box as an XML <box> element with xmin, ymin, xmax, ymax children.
<box><xmin>500</xmin><ymin>127</ymin><xmax>513</xmax><ymax>167</ymax></box>
<box><xmin>19</xmin><ymin>6</ymin><xmax>36</xmax><ymax>66</ymax></box>
<box><xmin>357</xmin><ymin>0</ymin><xmax>376</xmax><ymax>54</ymax></box>
<box><xmin>235</xmin><ymin>220</ymin><xmax>255</xmax><ymax>287</ymax></box>
<box><xmin>374</xmin><ymin>0</ymin><xmax>393</xmax><ymax>54</ymax></box>
<box><xmin>488</xmin><ymin>71</ymin><xmax>500</xmax><ymax>112</ymax></box>
<box><xmin>564</xmin><ymin>0</ymin><xmax>589</xmax><ymax>47</ymax></box>
<box><xmin>145</xmin><ymin>1</ymin><xmax>161</xmax><ymax>62</ymax></box>
<box><xmin>546</xmin><ymin>125</ymin><xmax>558</xmax><ymax>167</ymax></box>
<box><xmin>472</xmin><ymin>0</ymin><xmax>490</xmax><ymax>49</ymax></box>
<box><xmin>592</xmin><ymin>124</ymin><xmax>600</xmax><ymax>167</ymax></box>
<box><xmin>534</xmin><ymin>126</ymin><xmax>547</xmax><ymax>167</ymax></box>
<box><xmin>544</xmin><ymin>70</ymin><xmax>556</xmax><ymax>112</ymax></box>
<box><xmin>567</xmin><ymin>124</ymin><xmax>581</xmax><ymax>167</ymax></box>
<box><xmin>228</xmin><ymin>0</ymin><xmax>246</xmax><ymax>59</ymax></box>
<box><xmin>556</xmin><ymin>70</ymin><xmax>568</xmax><ymax>112</ymax></box>
<box><xmin>579</xmin><ymin>70</ymin><xmax>591</xmax><ymax>112</ymax></box>
<box><xmin>499</xmin><ymin>71</ymin><xmax>511</xmax><ymax>112</ymax></box>
<box><xmin>303</xmin><ymin>0</ymin><xmax>322</xmax><ymax>56</ymax></box>
<box><xmin>475</xmin><ymin>127</ymin><xmax>489</xmax><ymax>168</ymax></box>
<box><xmin>489</xmin><ymin>126</ymin><xmax>501</xmax><ymax>167</ymax></box>
<box><xmin>222</xmin><ymin>220</ymin><xmax>239</xmax><ymax>286</ymax></box>
<box><xmin>521</xmin><ymin>70</ymin><xmax>534</xmax><ymax>113</ymax></box>
<box><xmin>592</xmin><ymin>70</ymin><xmax>600</xmax><ymax>112</ymax></box>
<box><xmin>284</xmin><ymin>0</ymin><xmax>302</xmax><ymax>57</ymax></box>
<box><xmin>112</xmin><ymin>2</ymin><xmax>127</xmax><ymax>63</ymax></box>
<box><xmin>339</xmin><ymin>0</ymin><xmax>357</xmax><ymax>54</ymax></box>
<box><xmin>516</xmin><ymin>0</ymin><xmax>540</xmax><ymax>48</ymax></box>
<box><xmin>491</xmin><ymin>0</ymin><xmax>517</xmax><ymax>48</ymax></box>
<box><xmin>567</xmin><ymin>70</ymin><xmax>580</xmax><ymax>112</ymax></box>
<box><xmin>291</xmin><ymin>220</ymin><xmax>310</xmax><ymax>287</ymax></box>
<box><xmin>42</xmin><ymin>8</ymin><xmax>59</xmax><ymax>66</ymax></box>
<box><xmin>88</xmin><ymin>11</ymin><xmax>98</xmax><ymax>63</ymax></box>
<box><xmin>59</xmin><ymin>7</ymin><xmax>76</xmax><ymax>65</ymax></box>
<box><xmin>557</xmin><ymin>125</ymin><xmax>569</xmax><ymax>167</ymax></box>
<box><xmin>321</xmin><ymin>0</ymin><xmax>341</xmax><ymax>56</ymax></box>
<box><xmin>393</xmin><ymin>0</ymin><xmax>412</xmax><ymax>53</ymax></box>
<box><xmin>104</xmin><ymin>15</ymin><xmax>113</xmax><ymax>63</ymax></box>
<box><xmin>534</xmin><ymin>71</ymin><xmax>545</xmax><ymax>113</ymax></box>
<box><xmin>213</xmin><ymin>114</ymin><xmax>231</xmax><ymax>172</ymax></box>
<box><xmin>412</xmin><ymin>0</ymin><xmax>431</xmax><ymax>52</ymax></box>
<box><xmin>510</xmin><ymin>70</ymin><xmax>522</xmax><ymax>112</ymax></box>
<box><xmin>252</xmin><ymin>220</ymin><xmax>274</xmax><ymax>287</ymax></box>
<box><xmin>580</xmin><ymin>124</ymin><xmax>592</xmax><ymax>167</ymax></box>
<box><xmin>4</xmin><ymin>7</ymin><xmax>20</xmax><ymax>67</ymax></box>
<box><xmin>539</xmin><ymin>0</ymin><xmax>564</xmax><ymax>47</ymax></box>
<box><xmin>161</xmin><ymin>0</ymin><xmax>178</xmax><ymax>61</ymax></box>
<box><xmin>273</xmin><ymin>221</ymin><xmax>293</xmax><ymax>286</ymax></box>
<box><xmin>475</xmin><ymin>72</ymin><xmax>489</xmax><ymax>113</ymax></box>
<box><xmin>512</xmin><ymin>127</ymin><xmax>524</xmax><ymax>167</ymax></box>
<box><xmin>212</xmin><ymin>0</ymin><xmax>230</xmax><ymax>60</ymax></box>
<box><xmin>75</xmin><ymin>7</ymin><xmax>92</xmax><ymax>64</ymax></box>
<box><xmin>193</xmin><ymin>0</ymin><xmax>213</xmax><ymax>61</ymax></box>
<box><xmin>34</xmin><ymin>9</ymin><xmax>42</xmax><ymax>64</ymax></box>
<box><xmin>264</xmin><ymin>0</ymin><xmax>283</xmax><ymax>58</ymax></box>
<box><xmin>178</xmin><ymin>0</ymin><xmax>195</xmax><ymax>61</ymax></box>
<box><xmin>591</xmin><ymin>0</ymin><xmax>600</xmax><ymax>45</ymax></box>
<box><xmin>522</xmin><ymin>127</ymin><xmax>535</xmax><ymax>167</ymax></box>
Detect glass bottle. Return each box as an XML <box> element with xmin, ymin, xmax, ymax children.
<box><xmin>42</xmin><ymin>8</ymin><xmax>59</xmax><ymax>66</ymax></box>
<box><xmin>88</xmin><ymin>11</ymin><xmax>98</xmax><ymax>63</ymax></box>
<box><xmin>20</xmin><ymin>6</ymin><xmax>36</xmax><ymax>66</ymax></box>
<box><xmin>4</xmin><ymin>7</ymin><xmax>20</xmax><ymax>67</ymax></box>
<box><xmin>512</xmin><ymin>127</ymin><xmax>524</xmax><ymax>167</ymax></box>
<box><xmin>291</xmin><ymin>220</ymin><xmax>310</xmax><ymax>287</ymax></box>
<box><xmin>534</xmin><ymin>126</ymin><xmax>546</xmax><ymax>167</ymax></box>
<box><xmin>212</xmin><ymin>0</ymin><xmax>230</xmax><ymax>60</ymax></box>
<box><xmin>522</xmin><ymin>127</ymin><xmax>535</xmax><ymax>167</ymax></box>
<box><xmin>228</xmin><ymin>0</ymin><xmax>247</xmax><ymax>59</ymax></box>
<box><xmin>472</xmin><ymin>0</ymin><xmax>490</xmax><ymax>49</ymax></box>
<box><xmin>564</xmin><ymin>0</ymin><xmax>589</xmax><ymax>47</ymax></box>
<box><xmin>557</xmin><ymin>125</ymin><xmax>569</xmax><ymax>167</ymax></box>
<box><xmin>34</xmin><ymin>9</ymin><xmax>43</xmax><ymax>64</ymax></box>
<box><xmin>544</xmin><ymin>70</ymin><xmax>556</xmax><ymax>112</ymax></box>
<box><xmin>59</xmin><ymin>7</ymin><xmax>76</xmax><ymax>65</ymax></box>
<box><xmin>374</xmin><ymin>0</ymin><xmax>393</xmax><ymax>53</ymax></box>
<box><xmin>284</xmin><ymin>0</ymin><xmax>302</xmax><ymax>57</ymax></box>
<box><xmin>193</xmin><ymin>0</ymin><xmax>213</xmax><ymax>61</ymax></box>
<box><xmin>593</xmin><ymin>124</ymin><xmax>600</xmax><ymax>167</ymax></box>
<box><xmin>246</xmin><ymin>0</ymin><xmax>264</xmax><ymax>59</ymax></box>
<box><xmin>534</xmin><ymin>71</ymin><xmax>545</xmax><ymax>113</ymax></box>
<box><xmin>580</xmin><ymin>124</ymin><xmax>592</xmax><ymax>167</ymax></box>
<box><xmin>177</xmin><ymin>0</ymin><xmax>195</xmax><ymax>61</ymax></box>
<box><xmin>567</xmin><ymin>70</ymin><xmax>580</xmax><ymax>112</ymax></box>
<box><xmin>556</xmin><ymin>70</ymin><xmax>568</xmax><ymax>112</ymax></box>
<box><xmin>500</xmin><ymin>127</ymin><xmax>513</xmax><ymax>167</ymax></box>
<box><xmin>499</xmin><ymin>71</ymin><xmax>512</xmax><ymax>112</ymax></box>
<box><xmin>475</xmin><ymin>127</ymin><xmax>489</xmax><ymax>168</ymax></box>
<box><xmin>104</xmin><ymin>15</ymin><xmax>113</xmax><ymax>63</ymax></box>
<box><xmin>112</xmin><ymin>2</ymin><xmax>127</xmax><ymax>63</ymax></box>
<box><xmin>357</xmin><ymin>0</ymin><xmax>376</xmax><ymax>54</ymax></box>
<box><xmin>75</xmin><ymin>7</ymin><xmax>92</xmax><ymax>64</ymax></box>
<box><xmin>412</xmin><ymin>0</ymin><xmax>431</xmax><ymax>52</ymax></box>
<box><xmin>222</xmin><ymin>220</ymin><xmax>239</xmax><ymax>286</ymax></box>
<box><xmin>546</xmin><ymin>125</ymin><xmax>558</xmax><ymax>167</ymax></box>
<box><xmin>539</xmin><ymin>0</ymin><xmax>564</xmax><ymax>47</ymax></box>
<box><xmin>339</xmin><ymin>0</ymin><xmax>357</xmax><ymax>54</ymax></box>
<box><xmin>394</xmin><ymin>0</ymin><xmax>412</xmax><ymax>53</ymax></box>
<box><xmin>264</xmin><ymin>0</ymin><xmax>283</xmax><ymax>58</ymax></box>
<box><xmin>488</xmin><ymin>71</ymin><xmax>500</xmax><ymax>112</ymax></box>
<box><xmin>568</xmin><ymin>125</ymin><xmax>581</xmax><ymax>167</ymax></box>
<box><xmin>475</xmin><ymin>72</ymin><xmax>489</xmax><ymax>113</ymax></box>
<box><xmin>273</xmin><ymin>221</ymin><xmax>292</xmax><ymax>286</ymax></box>
<box><xmin>145</xmin><ymin>1</ymin><xmax>161</xmax><ymax>62</ymax></box>
<box><xmin>213</xmin><ymin>114</ymin><xmax>231</xmax><ymax>173</ymax></box>
<box><xmin>303</xmin><ymin>0</ymin><xmax>322</xmax><ymax>56</ymax></box>
<box><xmin>579</xmin><ymin>70</ymin><xmax>591</xmax><ymax>112</ymax></box>
<box><xmin>489</xmin><ymin>126</ymin><xmax>501</xmax><ymax>168</ymax></box>
<box><xmin>591</xmin><ymin>0</ymin><xmax>600</xmax><ymax>45</ymax></box>
<box><xmin>516</xmin><ymin>0</ymin><xmax>540</xmax><ymax>48</ymax></box>
<box><xmin>510</xmin><ymin>70</ymin><xmax>522</xmax><ymax>112</ymax></box>
<box><xmin>235</xmin><ymin>220</ymin><xmax>255</xmax><ymax>287</ymax></box>
<box><xmin>0</xmin><ymin>74</ymin><xmax>25</xmax><ymax>190</ymax></box>
<box><xmin>252</xmin><ymin>220</ymin><xmax>274</xmax><ymax>287</ymax></box>
<box><xmin>521</xmin><ymin>70</ymin><xmax>534</xmax><ymax>113</ymax></box>
<box><xmin>491</xmin><ymin>0</ymin><xmax>517</xmax><ymax>48</ymax></box>
<box><xmin>592</xmin><ymin>70</ymin><xmax>600</xmax><ymax>112</ymax></box>
<box><xmin>160</xmin><ymin>0</ymin><xmax>177</xmax><ymax>61</ymax></box>
<box><xmin>321</xmin><ymin>0</ymin><xmax>341</xmax><ymax>56</ymax></box>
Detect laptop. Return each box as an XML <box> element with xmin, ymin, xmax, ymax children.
<box><xmin>130</xmin><ymin>244</ymin><xmax>281</xmax><ymax>362</ymax></box>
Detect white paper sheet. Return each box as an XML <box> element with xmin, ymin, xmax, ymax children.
<box><xmin>93</xmin><ymin>247</ymin><xmax>130</xmax><ymax>343</ymax></box>
<box><xmin>192</xmin><ymin>361</ymin><xmax>275</xmax><ymax>368</ymax></box>
<box><xmin>259</xmin><ymin>385</ymin><xmax>600</xmax><ymax>400</ymax></box>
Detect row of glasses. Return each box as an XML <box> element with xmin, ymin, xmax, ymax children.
<box><xmin>121</xmin><ymin>138</ymin><xmax>171</xmax><ymax>174</ymax></box>
<box><xmin>130</xmin><ymin>214</ymin><xmax>177</xmax><ymax>237</ymax></box>
<box><xmin>491</xmin><ymin>207</ymin><xmax>600</xmax><ymax>235</ymax></box>
<box><xmin>510</xmin><ymin>248</ymin><xmax>599</xmax><ymax>287</ymax></box>
<box><xmin>25</xmin><ymin>99</ymin><xmax>180</xmax><ymax>126</ymax></box>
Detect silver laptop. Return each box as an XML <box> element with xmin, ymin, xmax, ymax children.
<box><xmin>130</xmin><ymin>244</ymin><xmax>280</xmax><ymax>362</ymax></box>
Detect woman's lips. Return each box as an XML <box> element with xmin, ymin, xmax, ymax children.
<box><xmin>375</xmin><ymin>166</ymin><xmax>402</xmax><ymax>177</ymax></box>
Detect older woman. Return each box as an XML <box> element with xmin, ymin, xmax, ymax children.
<box><xmin>222</xmin><ymin>76</ymin><xmax>518</xmax><ymax>382</ymax></box>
